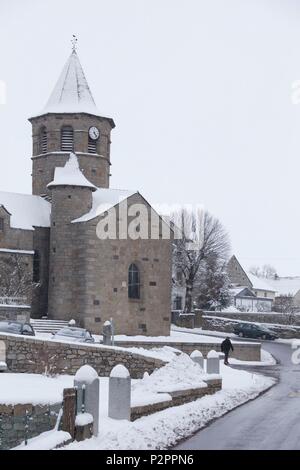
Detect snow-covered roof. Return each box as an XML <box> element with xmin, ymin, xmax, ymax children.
<box><xmin>47</xmin><ymin>153</ymin><xmax>97</xmax><ymax>191</ymax></box>
<box><xmin>33</xmin><ymin>50</ymin><xmax>100</xmax><ymax>117</ymax></box>
<box><xmin>229</xmin><ymin>286</ymin><xmax>255</xmax><ymax>297</ymax></box>
<box><xmin>73</xmin><ymin>187</ymin><xmax>137</xmax><ymax>223</ymax></box>
<box><xmin>0</xmin><ymin>191</ymin><xmax>51</xmax><ymax>231</ymax></box>
<box><xmin>247</xmin><ymin>272</ymin><xmax>276</xmax><ymax>292</ymax></box>
<box><xmin>267</xmin><ymin>277</ymin><xmax>300</xmax><ymax>297</ymax></box>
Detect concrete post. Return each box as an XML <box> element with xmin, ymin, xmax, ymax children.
<box><xmin>206</xmin><ymin>350</ymin><xmax>220</xmax><ymax>374</ymax></box>
<box><xmin>190</xmin><ymin>350</ymin><xmax>204</xmax><ymax>369</ymax></box>
<box><xmin>102</xmin><ymin>320</ymin><xmax>112</xmax><ymax>346</ymax></box>
<box><xmin>108</xmin><ymin>365</ymin><xmax>131</xmax><ymax>421</ymax></box>
<box><xmin>74</xmin><ymin>365</ymin><xmax>100</xmax><ymax>436</ymax></box>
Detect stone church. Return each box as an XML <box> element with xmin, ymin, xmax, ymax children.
<box><xmin>0</xmin><ymin>48</ymin><xmax>172</xmax><ymax>335</ymax></box>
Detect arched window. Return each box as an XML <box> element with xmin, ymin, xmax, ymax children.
<box><xmin>128</xmin><ymin>263</ymin><xmax>140</xmax><ymax>299</ymax></box>
<box><xmin>61</xmin><ymin>126</ymin><xmax>74</xmax><ymax>151</ymax></box>
<box><xmin>39</xmin><ymin>127</ymin><xmax>47</xmax><ymax>154</ymax></box>
<box><xmin>33</xmin><ymin>251</ymin><xmax>40</xmax><ymax>283</ymax></box>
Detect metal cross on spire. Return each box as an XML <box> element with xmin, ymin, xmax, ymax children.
<box><xmin>71</xmin><ymin>35</ymin><xmax>78</xmax><ymax>52</ymax></box>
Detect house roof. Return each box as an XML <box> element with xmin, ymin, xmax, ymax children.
<box><xmin>47</xmin><ymin>153</ymin><xmax>97</xmax><ymax>191</ymax></box>
<box><xmin>267</xmin><ymin>277</ymin><xmax>300</xmax><ymax>297</ymax></box>
<box><xmin>246</xmin><ymin>271</ymin><xmax>276</xmax><ymax>293</ymax></box>
<box><xmin>0</xmin><ymin>191</ymin><xmax>51</xmax><ymax>230</ymax></box>
<box><xmin>32</xmin><ymin>50</ymin><xmax>101</xmax><ymax>118</ymax></box>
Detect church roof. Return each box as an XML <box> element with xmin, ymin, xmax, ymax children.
<box><xmin>34</xmin><ymin>50</ymin><xmax>100</xmax><ymax>117</ymax></box>
<box><xmin>0</xmin><ymin>191</ymin><xmax>51</xmax><ymax>231</ymax></box>
<box><xmin>73</xmin><ymin>187</ymin><xmax>137</xmax><ymax>223</ymax></box>
<box><xmin>47</xmin><ymin>153</ymin><xmax>97</xmax><ymax>191</ymax></box>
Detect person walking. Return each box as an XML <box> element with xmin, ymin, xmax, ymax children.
<box><xmin>221</xmin><ymin>337</ymin><xmax>234</xmax><ymax>365</ymax></box>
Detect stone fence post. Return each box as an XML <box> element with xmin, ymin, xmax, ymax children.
<box><xmin>61</xmin><ymin>388</ymin><xmax>77</xmax><ymax>439</ymax></box>
<box><xmin>190</xmin><ymin>350</ymin><xmax>204</xmax><ymax>369</ymax></box>
<box><xmin>102</xmin><ymin>321</ymin><xmax>113</xmax><ymax>346</ymax></box>
<box><xmin>74</xmin><ymin>365</ymin><xmax>100</xmax><ymax>436</ymax></box>
<box><xmin>108</xmin><ymin>364</ymin><xmax>131</xmax><ymax>421</ymax></box>
<box><xmin>206</xmin><ymin>350</ymin><xmax>220</xmax><ymax>374</ymax></box>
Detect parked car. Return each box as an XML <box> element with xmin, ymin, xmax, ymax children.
<box><xmin>0</xmin><ymin>361</ymin><xmax>7</xmax><ymax>372</ymax></box>
<box><xmin>233</xmin><ymin>322</ymin><xmax>278</xmax><ymax>340</ymax></box>
<box><xmin>52</xmin><ymin>327</ymin><xmax>95</xmax><ymax>343</ymax></box>
<box><xmin>0</xmin><ymin>321</ymin><xmax>35</xmax><ymax>336</ymax></box>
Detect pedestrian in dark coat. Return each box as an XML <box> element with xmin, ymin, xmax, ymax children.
<box><xmin>221</xmin><ymin>337</ymin><xmax>234</xmax><ymax>365</ymax></box>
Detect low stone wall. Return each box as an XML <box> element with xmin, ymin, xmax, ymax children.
<box><xmin>0</xmin><ymin>402</ymin><xmax>61</xmax><ymax>450</ymax></box>
<box><xmin>131</xmin><ymin>377</ymin><xmax>222</xmax><ymax>421</ymax></box>
<box><xmin>202</xmin><ymin>315</ymin><xmax>300</xmax><ymax>339</ymax></box>
<box><xmin>115</xmin><ymin>340</ymin><xmax>260</xmax><ymax>361</ymax></box>
<box><xmin>203</xmin><ymin>311</ymin><xmax>300</xmax><ymax>326</ymax></box>
<box><xmin>0</xmin><ymin>334</ymin><xmax>165</xmax><ymax>379</ymax></box>
<box><xmin>0</xmin><ymin>305</ymin><xmax>30</xmax><ymax>323</ymax></box>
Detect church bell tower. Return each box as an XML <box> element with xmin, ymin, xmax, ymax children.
<box><xmin>29</xmin><ymin>40</ymin><xmax>115</xmax><ymax>196</ymax></box>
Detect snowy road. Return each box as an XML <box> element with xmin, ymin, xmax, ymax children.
<box><xmin>176</xmin><ymin>340</ymin><xmax>300</xmax><ymax>450</ymax></box>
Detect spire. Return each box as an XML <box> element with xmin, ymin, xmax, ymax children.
<box><xmin>47</xmin><ymin>153</ymin><xmax>97</xmax><ymax>191</ymax></box>
<box><xmin>37</xmin><ymin>43</ymin><xmax>100</xmax><ymax>117</ymax></box>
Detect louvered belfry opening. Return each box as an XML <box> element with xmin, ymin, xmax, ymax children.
<box><xmin>88</xmin><ymin>136</ymin><xmax>97</xmax><ymax>154</ymax></box>
<box><xmin>40</xmin><ymin>127</ymin><xmax>47</xmax><ymax>154</ymax></box>
<box><xmin>61</xmin><ymin>126</ymin><xmax>74</xmax><ymax>151</ymax></box>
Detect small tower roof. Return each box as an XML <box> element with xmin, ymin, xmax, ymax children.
<box><xmin>47</xmin><ymin>153</ymin><xmax>97</xmax><ymax>191</ymax></box>
<box><xmin>36</xmin><ymin>49</ymin><xmax>100</xmax><ymax>117</ymax></box>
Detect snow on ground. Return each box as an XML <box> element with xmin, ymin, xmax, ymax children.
<box><xmin>12</xmin><ymin>351</ymin><xmax>275</xmax><ymax>451</ymax></box>
<box><xmin>229</xmin><ymin>349</ymin><xmax>276</xmax><ymax>366</ymax></box>
<box><xmin>14</xmin><ymin>430</ymin><xmax>71</xmax><ymax>451</ymax></box>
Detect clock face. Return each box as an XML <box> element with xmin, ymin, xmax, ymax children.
<box><xmin>89</xmin><ymin>126</ymin><xmax>100</xmax><ymax>141</ymax></box>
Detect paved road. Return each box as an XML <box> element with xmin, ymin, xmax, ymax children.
<box><xmin>176</xmin><ymin>340</ymin><xmax>300</xmax><ymax>450</ymax></box>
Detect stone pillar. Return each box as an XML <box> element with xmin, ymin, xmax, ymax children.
<box><xmin>190</xmin><ymin>350</ymin><xmax>204</xmax><ymax>369</ymax></box>
<box><xmin>74</xmin><ymin>365</ymin><xmax>100</xmax><ymax>436</ymax></box>
<box><xmin>102</xmin><ymin>320</ymin><xmax>112</xmax><ymax>346</ymax></box>
<box><xmin>108</xmin><ymin>365</ymin><xmax>131</xmax><ymax>421</ymax></box>
<box><xmin>206</xmin><ymin>350</ymin><xmax>220</xmax><ymax>374</ymax></box>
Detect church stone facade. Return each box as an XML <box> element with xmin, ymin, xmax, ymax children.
<box><xmin>0</xmin><ymin>49</ymin><xmax>172</xmax><ymax>336</ymax></box>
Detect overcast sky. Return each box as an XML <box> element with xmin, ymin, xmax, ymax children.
<box><xmin>1</xmin><ymin>0</ymin><xmax>300</xmax><ymax>276</ymax></box>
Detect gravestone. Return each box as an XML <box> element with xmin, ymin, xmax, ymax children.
<box><xmin>108</xmin><ymin>364</ymin><xmax>131</xmax><ymax>421</ymax></box>
<box><xmin>206</xmin><ymin>350</ymin><xmax>220</xmax><ymax>374</ymax></box>
<box><xmin>190</xmin><ymin>350</ymin><xmax>204</xmax><ymax>369</ymax></box>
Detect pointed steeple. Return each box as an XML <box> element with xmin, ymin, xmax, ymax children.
<box><xmin>37</xmin><ymin>49</ymin><xmax>100</xmax><ymax>116</ymax></box>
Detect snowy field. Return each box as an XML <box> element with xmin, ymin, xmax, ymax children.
<box><xmin>9</xmin><ymin>349</ymin><xmax>276</xmax><ymax>451</ymax></box>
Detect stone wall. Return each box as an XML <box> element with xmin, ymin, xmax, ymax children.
<box><xmin>203</xmin><ymin>311</ymin><xmax>300</xmax><ymax>326</ymax></box>
<box><xmin>0</xmin><ymin>305</ymin><xmax>30</xmax><ymax>322</ymax></box>
<box><xmin>131</xmin><ymin>378</ymin><xmax>222</xmax><ymax>421</ymax></box>
<box><xmin>202</xmin><ymin>315</ymin><xmax>300</xmax><ymax>339</ymax></box>
<box><xmin>0</xmin><ymin>402</ymin><xmax>61</xmax><ymax>450</ymax></box>
<box><xmin>0</xmin><ymin>333</ymin><xmax>165</xmax><ymax>379</ymax></box>
<box><xmin>115</xmin><ymin>340</ymin><xmax>261</xmax><ymax>361</ymax></box>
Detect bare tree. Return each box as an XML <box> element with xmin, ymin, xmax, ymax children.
<box><xmin>0</xmin><ymin>254</ymin><xmax>38</xmax><ymax>302</ymax></box>
<box><xmin>172</xmin><ymin>209</ymin><xmax>230</xmax><ymax>312</ymax></box>
<box><xmin>249</xmin><ymin>264</ymin><xmax>277</xmax><ymax>280</ymax></box>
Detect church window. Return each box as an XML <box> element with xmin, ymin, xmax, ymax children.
<box><xmin>33</xmin><ymin>251</ymin><xmax>40</xmax><ymax>283</ymax></box>
<box><xmin>128</xmin><ymin>263</ymin><xmax>140</xmax><ymax>299</ymax></box>
<box><xmin>39</xmin><ymin>127</ymin><xmax>47</xmax><ymax>154</ymax></box>
<box><xmin>0</xmin><ymin>218</ymin><xmax>4</xmax><ymax>231</ymax></box>
<box><xmin>88</xmin><ymin>136</ymin><xmax>97</xmax><ymax>154</ymax></box>
<box><xmin>61</xmin><ymin>126</ymin><xmax>74</xmax><ymax>151</ymax></box>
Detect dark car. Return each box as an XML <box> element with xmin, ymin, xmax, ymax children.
<box><xmin>0</xmin><ymin>321</ymin><xmax>35</xmax><ymax>336</ymax></box>
<box><xmin>52</xmin><ymin>327</ymin><xmax>95</xmax><ymax>343</ymax></box>
<box><xmin>233</xmin><ymin>322</ymin><xmax>278</xmax><ymax>340</ymax></box>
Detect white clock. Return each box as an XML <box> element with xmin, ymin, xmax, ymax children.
<box><xmin>88</xmin><ymin>126</ymin><xmax>100</xmax><ymax>141</ymax></box>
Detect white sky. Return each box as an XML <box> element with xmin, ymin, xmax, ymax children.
<box><xmin>1</xmin><ymin>0</ymin><xmax>300</xmax><ymax>276</ymax></box>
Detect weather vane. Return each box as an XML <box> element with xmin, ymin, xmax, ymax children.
<box><xmin>71</xmin><ymin>35</ymin><xmax>78</xmax><ymax>52</ymax></box>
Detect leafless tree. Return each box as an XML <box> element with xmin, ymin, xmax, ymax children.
<box><xmin>172</xmin><ymin>208</ymin><xmax>230</xmax><ymax>312</ymax></box>
<box><xmin>0</xmin><ymin>254</ymin><xmax>38</xmax><ymax>301</ymax></box>
<box><xmin>249</xmin><ymin>264</ymin><xmax>277</xmax><ymax>280</ymax></box>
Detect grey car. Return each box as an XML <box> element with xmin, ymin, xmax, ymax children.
<box><xmin>0</xmin><ymin>321</ymin><xmax>35</xmax><ymax>337</ymax></box>
<box><xmin>52</xmin><ymin>327</ymin><xmax>95</xmax><ymax>343</ymax></box>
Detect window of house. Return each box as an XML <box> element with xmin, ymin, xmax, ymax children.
<box><xmin>61</xmin><ymin>126</ymin><xmax>74</xmax><ymax>151</ymax></box>
<box><xmin>39</xmin><ymin>127</ymin><xmax>47</xmax><ymax>154</ymax></box>
<box><xmin>88</xmin><ymin>136</ymin><xmax>97</xmax><ymax>154</ymax></box>
<box><xmin>33</xmin><ymin>251</ymin><xmax>40</xmax><ymax>283</ymax></box>
<box><xmin>174</xmin><ymin>296</ymin><xmax>182</xmax><ymax>310</ymax></box>
<box><xmin>128</xmin><ymin>263</ymin><xmax>140</xmax><ymax>299</ymax></box>
<box><xmin>0</xmin><ymin>218</ymin><xmax>4</xmax><ymax>231</ymax></box>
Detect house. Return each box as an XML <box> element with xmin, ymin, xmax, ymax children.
<box><xmin>227</xmin><ymin>255</ymin><xmax>276</xmax><ymax>311</ymax></box>
<box><xmin>267</xmin><ymin>277</ymin><xmax>300</xmax><ymax>312</ymax></box>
